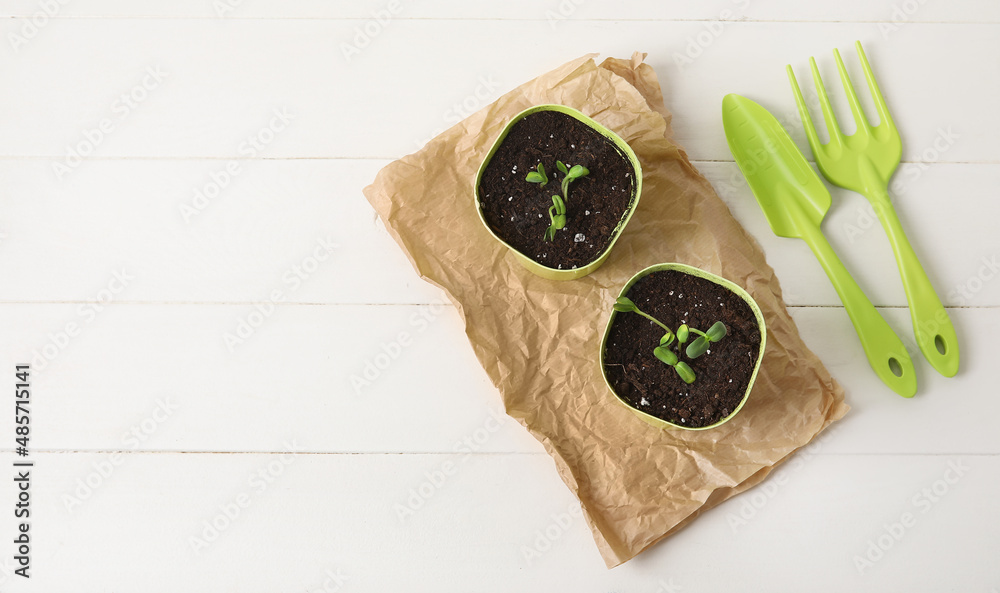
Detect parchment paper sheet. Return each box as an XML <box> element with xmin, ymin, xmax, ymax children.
<box><xmin>363</xmin><ymin>53</ymin><xmax>849</xmax><ymax>567</ymax></box>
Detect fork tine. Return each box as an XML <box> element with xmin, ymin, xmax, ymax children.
<box><xmin>786</xmin><ymin>65</ymin><xmax>826</xmax><ymax>154</ymax></box>
<box><xmin>855</xmin><ymin>40</ymin><xmax>897</xmax><ymax>132</ymax></box>
<box><xmin>805</xmin><ymin>57</ymin><xmax>844</xmax><ymax>148</ymax></box>
<box><xmin>833</xmin><ymin>48</ymin><xmax>872</xmax><ymax>133</ymax></box>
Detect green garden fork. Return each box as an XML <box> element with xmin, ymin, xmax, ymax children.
<box><xmin>787</xmin><ymin>41</ymin><xmax>959</xmax><ymax>378</ymax></box>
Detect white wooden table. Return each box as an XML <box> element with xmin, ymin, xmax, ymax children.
<box><xmin>1</xmin><ymin>2</ymin><xmax>997</xmax><ymax>590</ymax></box>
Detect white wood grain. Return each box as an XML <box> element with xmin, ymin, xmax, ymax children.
<box><xmin>0</xmin><ymin>20</ymin><xmax>996</xmax><ymax>163</ymax></box>
<box><xmin>0</xmin><ymin>451</ymin><xmax>994</xmax><ymax>592</ymax></box>
<box><xmin>0</xmin><ymin>2</ymin><xmax>996</xmax><ymax>589</ymax></box>
<box><xmin>0</xmin><ymin>301</ymin><xmax>538</xmax><ymax>455</ymax></box>
<box><xmin>711</xmin><ymin>161</ymin><xmax>1000</xmax><ymax>308</ymax></box>
<box><xmin>0</xmin><ymin>158</ymin><xmax>444</xmax><ymax>305</ymax></box>
<box><xmin>0</xmin><ymin>159</ymin><xmax>996</xmax><ymax>308</ymax></box>
<box><xmin>2</xmin><ymin>0</ymin><xmax>998</xmax><ymax>22</ymax></box>
<box><xmin>790</xmin><ymin>307</ymin><xmax>1000</xmax><ymax>454</ymax></box>
<box><xmin>0</xmin><ymin>304</ymin><xmax>995</xmax><ymax>455</ymax></box>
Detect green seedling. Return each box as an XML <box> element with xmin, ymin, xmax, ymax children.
<box><xmin>544</xmin><ymin>195</ymin><xmax>566</xmax><ymax>242</ymax></box>
<box><xmin>525</xmin><ymin>163</ymin><xmax>548</xmax><ymax>187</ymax></box>
<box><xmin>556</xmin><ymin>161</ymin><xmax>589</xmax><ymax>202</ymax></box>
<box><xmin>613</xmin><ymin>297</ymin><xmax>728</xmax><ymax>385</ymax></box>
<box><xmin>685</xmin><ymin>322</ymin><xmax>728</xmax><ymax>359</ymax></box>
<box><xmin>533</xmin><ymin>160</ymin><xmax>590</xmax><ymax>242</ymax></box>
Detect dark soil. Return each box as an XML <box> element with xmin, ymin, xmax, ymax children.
<box><xmin>478</xmin><ymin>110</ymin><xmax>636</xmax><ymax>270</ymax></box>
<box><xmin>603</xmin><ymin>270</ymin><xmax>763</xmax><ymax>428</ymax></box>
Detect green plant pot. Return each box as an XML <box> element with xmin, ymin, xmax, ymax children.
<box><xmin>600</xmin><ymin>263</ymin><xmax>767</xmax><ymax>431</ymax></box>
<box><xmin>474</xmin><ymin>104</ymin><xmax>642</xmax><ymax>281</ymax></box>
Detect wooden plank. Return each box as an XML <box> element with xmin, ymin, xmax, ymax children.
<box><xmin>2</xmin><ymin>0</ymin><xmax>997</xmax><ymax>22</ymax></box>
<box><xmin>0</xmin><ymin>301</ymin><xmax>539</xmax><ymax>455</ymax></box>
<box><xmin>0</xmin><ymin>158</ymin><xmax>443</xmax><ymax>305</ymax></box>
<box><xmin>0</xmin><ymin>159</ymin><xmax>995</xmax><ymax>308</ymax></box>
<box><xmin>1</xmin><ymin>304</ymin><xmax>994</xmax><ymax>454</ymax></box>
<box><xmin>790</xmin><ymin>306</ymin><xmax>997</xmax><ymax>454</ymax></box>
<box><xmin>0</xmin><ymin>451</ymin><xmax>993</xmax><ymax>591</ymax></box>
<box><xmin>0</xmin><ymin>5</ymin><xmax>994</xmax><ymax>592</ymax></box>
<box><xmin>0</xmin><ymin>20</ymin><xmax>996</xmax><ymax>162</ymax></box>
<box><xmin>710</xmin><ymin>161</ymin><xmax>1000</xmax><ymax>308</ymax></box>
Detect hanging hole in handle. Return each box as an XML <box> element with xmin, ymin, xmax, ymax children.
<box><xmin>888</xmin><ymin>357</ymin><xmax>903</xmax><ymax>377</ymax></box>
<box><xmin>934</xmin><ymin>335</ymin><xmax>947</xmax><ymax>355</ymax></box>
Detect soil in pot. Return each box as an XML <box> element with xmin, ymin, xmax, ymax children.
<box><xmin>603</xmin><ymin>270</ymin><xmax>763</xmax><ymax>428</ymax></box>
<box><xmin>478</xmin><ymin>110</ymin><xmax>636</xmax><ymax>270</ymax></box>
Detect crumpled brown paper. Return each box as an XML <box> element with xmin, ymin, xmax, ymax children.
<box><xmin>363</xmin><ymin>53</ymin><xmax>849</xmax><ymax>568</ymax></box>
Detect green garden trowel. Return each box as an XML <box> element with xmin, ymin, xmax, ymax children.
<box><xmin>722</xmin><ymin>93</ymin><xmax>917</xmax><ymax>397</ymax></box>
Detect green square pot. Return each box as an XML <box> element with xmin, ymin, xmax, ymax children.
<box><xmin>474</xmin><ymin>104</ymin><xmax>642</xmax><ymax>281</ymax></box>
<box><xmin>600</xmin><ymin>263</ymin><xmax>768</xmax><ymax>430</ymax></box>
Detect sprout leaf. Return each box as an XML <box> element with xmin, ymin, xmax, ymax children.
<box><xmin>674</xmin><ymin>362</ymin><xmax>696</xmax><ymax>384</ymax></box>
<box><xmin>654</xmin><ymin>346</ymin><xmax>678</xmax><ymax>366</ymax></box>
<box><xmin>613</xmin><ymin>296</ymin><xmax>637</xmax><ymax>312</ymax></box>
<box><xmin>685</xmin><ymin>336</ymin><xmax>710</xmax><ymax>359</ymax></box>
<box><xmin>706</xmin><ymin>321</ymin><xmax>728</xmax><ymax>342</ymax></box>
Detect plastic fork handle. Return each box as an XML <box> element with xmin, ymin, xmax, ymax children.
<box><xmin>798</xmin><ymin>220</ymin><xmax>918</xmax><ymax>397</ymax></box>
<box><xmin>864</xmin><ymin>188</ymin><xmax>960</xmax><ymax>377</ymax></box>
